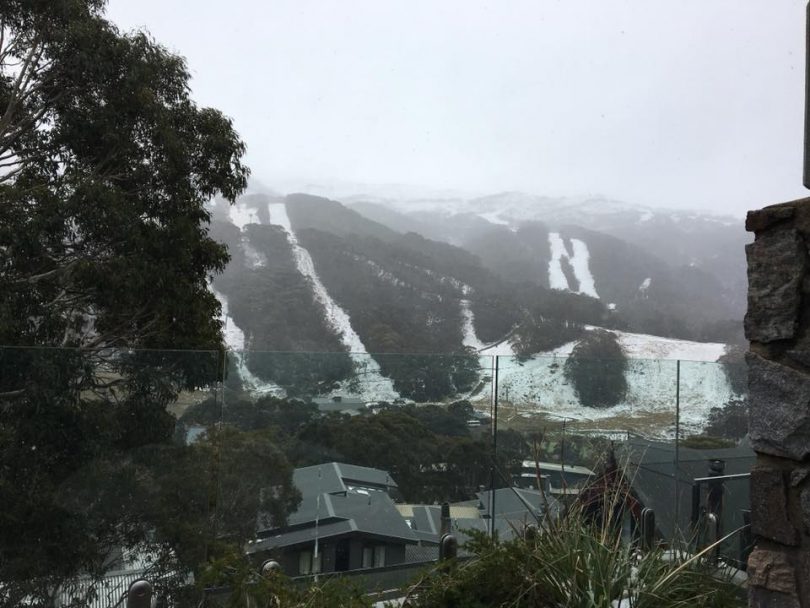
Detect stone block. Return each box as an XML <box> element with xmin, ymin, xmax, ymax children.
<box><xmin>749</xmin><ymin>588</ymin><xmax>801</xmax><ymax>608</ymax></box>
<box><xmin>750</xmin><ymin>467</ymin><xmax>798</xmax><ymax>545</ymax></box>
<box><xmin>786</xmin><ymin>350</ymin><xmax>810</xmax><ymax>368</ymax></box>
<box><xmin>747</xmin><ymin>353</ymin><xmax>810</xmax><ymax>461</ymax></box>
<box><xmin>744</xmin><ymin>226</ymin><xmax>805</xmax><ymax>343</ymax></box>
<box><xmin>748</xmin><ymin>548</ymin><xmax>798</xmax><ymax>595</ymax></box>
<box><xmin>790</xmin><ymin>468</ymin><xmax>810</xmax><ymax>487</ymax></box>
<box><xmin>746</xmin><ymin>205</ymin><xmax>795</xmax><ymax>233</ymax></box>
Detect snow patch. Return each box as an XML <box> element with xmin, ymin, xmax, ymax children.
<box><xmin>473</xmin><ymin>328</ymin><xmax>733</xmax><ymax>438</ymax></box>
<box><xmin>639</xmin><ymin>277</ymin><xmax>651</xmax><ymax>291</ymax></box>
<box><xmin>229</xmin><ymin>202</ymin><xmax>260</xmax><ymax>230</ymax></box>
<box><xmin>478</xmin><ymin>211</ymin><xmax>511</xmax><ymax>227</ymax></box>
<box><xmin>211</xmin><ymin>284</ymin><xmax>245</xmax><ymax>351</ymax></box>
<box><xmin>460</xmin><ymin>299</ymin><xmax>487</xmax><ymax>351</ymax></box>
<box><xmin>547</xmin><ymin>232</ymin><xmax>599</xmax><ymax>298</ymax></box>
<box><xmin>242</xmin><ymin>239</ymin><xmax>267</xmax><ymax>268</ymax></box>
<box><xmin>547</xmin><ymin>233</ymin><xmax>570</xmax><ymax>290</ymax></box>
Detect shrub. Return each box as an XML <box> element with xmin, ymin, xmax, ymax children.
<box><xmin>703</xmin><ymin>399</ymin><xmax>749</xmax><ymax>441</ymax></box>
<box><xmin>404</xmin><ymin>490</ymin><xmax>743</xmax><ymax>608</ymax></box>
<box><xmin>564</xmin><ymin>330</ymin><xmax>628</xmax><ymax>408</ymax></box>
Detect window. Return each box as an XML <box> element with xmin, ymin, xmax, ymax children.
<box><xmin>361</xmin><ymin>545</ymin><xmax>386</xmax><ymax>568</ymax></box>
<box><xmin>298</xmin><ymin>550</ymin><xmax>322</xmax><ymax>575</ymax></box>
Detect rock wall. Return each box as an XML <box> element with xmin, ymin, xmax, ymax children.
<box><xmin>745</xmin><ymin>199</ymin><xmax>810</xmax><ymax>607</ymax></box>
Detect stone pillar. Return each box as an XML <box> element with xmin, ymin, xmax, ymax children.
<box><xmin>745</xmin><ymin>199</ymin><xmax>810</xmax><ymax>608</ymax></box>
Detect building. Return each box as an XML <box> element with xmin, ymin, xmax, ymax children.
<box><xmin>249</xmin><ymin>461</ymin><xmax>561</xmax><ymax>576</ymax></box>
<box><xmin>250</xmin><ymin>463</ymin><xmax>418</xmax><ymax>575</ymax></box>
<box><xmin>512</xmin><ymin>460</ymin><xmax>595</xmax><ymax>495</ymax></box>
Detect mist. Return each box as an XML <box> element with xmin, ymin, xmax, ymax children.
<box><xmin>107</xmin><ymin>0</ymin><xmax>808</xmax><ymax>216</ymax></box>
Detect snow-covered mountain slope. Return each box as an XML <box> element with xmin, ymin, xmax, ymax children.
<box><xmin>344</xmin><ymin>191</ymin><xmax>748</xmax><ymax>323</ymax></box>
<box><xmin>209</xmin><ymin>192</ymin><xmax>740</xmax><ymax>423</ymax></box>
<box><xmin>480</xmin><ymin>354</ymin><xmax>735</xmax><ymax>438</ymax></box>
<box><xmin>474</xmin><ymin>328</ymin><xmax>733</xmax><ymax>438</ymax></box>
<box><xmin>266</xmin><ymin>201</ymin><xmax>398</xmax><ymax>401</ymax></box>
<box><xmin>210</xmin><ymin>284</ymin><xmax>286</xmax><ymax>396</ymax></box>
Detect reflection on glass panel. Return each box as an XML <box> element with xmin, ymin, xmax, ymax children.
<box><xmin>215</xmin><ymin>351</ymin><xmax>498</xmax><ymax>580</ymax></box>
<box><xmin>491</xmin><ymin>353</ymin><xmax>753</xmax><ymax>554</ymax></box>
<box><xmin>2</xmin><ymin>346</ymin><xmax>754</xmax><ymax>597</ymax></box>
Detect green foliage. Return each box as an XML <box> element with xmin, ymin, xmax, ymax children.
<box><xmin>558</xmin><ymin>254</ymin><xmax>579</xmax><ymax>291</ymax></box>
<box><xmin>406</xmin><ymin>505</ymin><xmax>743</xmax><ymax>608</ymax></box>
<box><xmin>564</xmin><ymin>330</ymin><xmax>628</xmax><ymax>408</ymax></box>
<box><xmin>511</xmin><ymin>318</ymin><xmax>585</xmax><ymax>359</ymax></box>
<box><xmin>199</xmin><ymin>548</ymin><xmax>371</xmax><ymax>608</ymax></box>
<box><xmin>375</xmin><ymin>352</ymin><xmax>480</xmax><ymax>402</ymax></box>
<box><xmin>702</xmin><ymin>399</ymin><xmax>749</xmax><ymax>441</ymax></box>
<box><xmin>718</xmin><ymin>344</ymin><xmax>747</xmax><ymax>396</ymax></box>
<box><xmin>1</xmin><ymin>1</ymin><xmax>248</xmax><ymax>353</ymax></box>
<box><xmin>0</xmin><ymin>0</ymin><xmax>254</xmax><ymax>604</ymax></box>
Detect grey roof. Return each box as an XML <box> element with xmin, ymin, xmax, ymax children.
<box><xmin>254</xmin><ymin>465</ymin><xmax>417</xmax><ymax>551</ymax></box>
<box><xmin>475</xmin><ymin>487</ymin><xmax>561</xmax><ymax>522</ymax></box>
<box><xmin>621</xmin><ymin>439</ymin><xmax>755</xmax><ymax>541</ymax></box>
<box><xmin>293</xmin><ymin>462</ymin><xmax>398</xmax><ymax>498</ymax></box>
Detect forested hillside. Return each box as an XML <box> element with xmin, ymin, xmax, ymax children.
<box><xmin>212</xmin><ymin>193</ymin><xmax>620</xmax><ymax>400</ymax></box>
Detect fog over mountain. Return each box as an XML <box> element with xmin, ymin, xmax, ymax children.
<box><xmin>107</xmin><ymin>0</ymin><xmax>808</xmax><ymax>216</ymax></box>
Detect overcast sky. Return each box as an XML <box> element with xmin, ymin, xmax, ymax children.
<box><xmin>107</xmin><ymin>0</ymin><xmax>807</xmax><ymax>216</ymax></box>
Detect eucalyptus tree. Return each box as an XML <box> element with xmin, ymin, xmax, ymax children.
<box><xmin>0</xmin><ymin>2</ymin><xmax>293</xmax><ymax>606</ymax></box>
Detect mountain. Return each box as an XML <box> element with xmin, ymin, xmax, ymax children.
<box><xmin>207</xmin><ymin>190</ymin><xmax>744</xmax><ymax>436</ymax></box>
<box><xmin>345</xmin><ymin>195</ymin><xmax>745</xmax><ymax>343</ymax></box>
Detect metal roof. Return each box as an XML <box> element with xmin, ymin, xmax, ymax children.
<box><xmin>255</xmin><ymin>487</ymin><xmax>419</xmax><ymax>551</ymax></box>
<box><xmin>621</xmin><ymin>438</ymin><xmax>754</xmax><ymax>541</ymax></box>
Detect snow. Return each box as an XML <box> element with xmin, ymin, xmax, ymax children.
<box><xmin>210</xmin><ymin>284</ymin><xmax>286</xmax><ymax>396</ymax></box>
<box><xmin>472</xmin><ymin>328</ymin><xmax>735</xmax><ymax>438</ymax></box>
<box><xmin>569</xmin><ymin>238</ymin><xmax>599</xmax><ymax>298</ymax></box>
<box><xmin>229</xmin><ymin>201</ymin><xmax>260</xmax><ymax>230</ymax></box>
<box><xmin>460</xmin><ymin>299</ymin><xmax>488</xmax><ymax>351</ymax></box>
<box><xmin>639</xmin><ymin>277</ymin><xmax>651</xmax><ymax>291</ymax></box>
<box><xmin>547</xmin><ymin>232</ymin><xmax>570</xmax><ymax>290</ymax></box>
<box><xmin>211</xmin><ymin>284</ymin><xmax>245</xmax><ymax>351</ymax></box>
<box><xmin>479</xmin><ymin>339</ymin><xmax>517</xmax><ymax>357</ymax></box>
<box><xmin>267</xmin><ymin>202</ymin><xmax>398</xmax><ymax>401</ymax></box>
<box><xmin>547</xmin><ymin>232</ymin><xmax>599</xmax><ymax>298</ymax></box>
<box><xmin>242</xmin><ymin>239</ymin><xmax>267</xmax><ymax>268</ymax></box>
<box><xmin>478</xmin><ymin>211</ymin><xmax>511</xmax><ymax>226</ymax></box>
<box><xmin>639</xmin><ymin>211</ymin><xmax>654</xmax><ymax>222</ymax></box>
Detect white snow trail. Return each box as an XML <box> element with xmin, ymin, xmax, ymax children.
<box><xmin>547</xmin><ymin>232</ymin><xmax>599</xmax><ymax>298</ymax></box>
<box><xmin>210</xmin><ymin>284</ymin><xmax>286</xmax><ymax>396</ymax></box>
<box><xmin>267</xmin><ymin>202</ymin><xmax>398</xmax><ymax>401</ymax></box>
<box><xmin>547</xmin><ymin>232</ymin><xmax>570</xmax><ymax>290</ymax></box>
<box><xmin>569</xmin><ymin>239</ymin><xmax>599</xmax><ymax>298</ymax></box>
<box><xmin>460</xmin><ymin>299</ymin><xmax>488</xmax><ymax>351</ymax></box>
